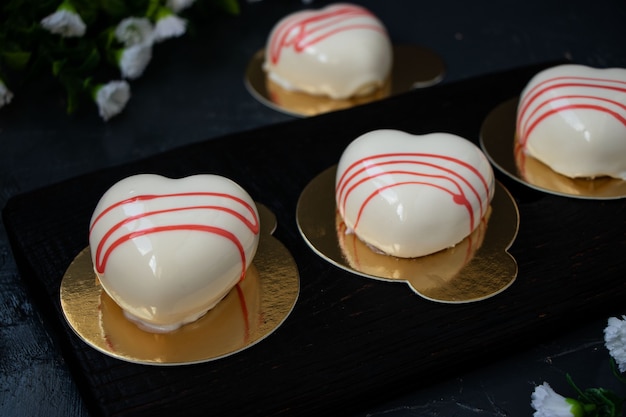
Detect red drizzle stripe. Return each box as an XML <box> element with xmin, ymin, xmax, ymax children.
<box><xmin>524</xmin><ymin>103</ymin><xmax>626</xmax><ymax>144</ymax></box>
<box><xmin>90</xmin><ymin>192</ymin><xmax>258</xmax><ymax>234</ymax></box>
<box><xmin>96</xmin><ymin>225</ymin><xmax>246</xmax><ymax>280</ymax></box>
<box><xmin>520</xmin><ymin>95</ymin><xmax>626</xmax><ymax>144</ymax></box>
<box><xmin>269</xmin><ymin>5</ymin><xmax>383</xmax><ymax>65</ymax></box>
<box><xmin>463</xmin><ymin>213</ymin><xmax>489</xmax><ymax>265</ymax></box>
<box><xmin>336</xmin><ymin>153</ymin><xmax>490</xmax><ymax>234</ymax></box>
<box><xmin>235</xmin><ymin>284</ymin><xmax>250</xmax><ymax>342</ymax></box>
<box><xmin>90</xmin><ymin>192</ymin><xmax>259</xmax><ymax>277</ymax></box>
<box><xmin>517</xmin><ymin>75</ymin><xmax>626</xmax><ymax>146</ymax></box>
<box><xmin>353</xmin><ymin>180</ymin><xmax>474</xmax><ymax>233</ymax></box>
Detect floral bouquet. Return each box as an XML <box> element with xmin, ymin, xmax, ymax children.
<box><xmin>0</xmin><ymin>0</ymin><xmax>239</xmax><ymax>121</ymax></box>
<box><xmin>531</xmin><ymin>316</ymin><xmax>626</xmax><ymax>417</ymax></box>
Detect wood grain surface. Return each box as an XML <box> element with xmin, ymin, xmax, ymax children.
<box><xmin>4</xmin><ymin>61</ymin><xmax>626</xmax><ymax>417</ymax></box>
<box><xmin>2</xmin><ymin>1</ymin><xmax>626</xmax><ymax>416</ymax></box>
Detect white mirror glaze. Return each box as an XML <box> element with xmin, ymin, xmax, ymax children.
<box><xmin>263</xmin><ymin>3</ymin><xmax>392</xmax><ymax>100</ymax></box>
<box><xmin>89</xmin><ymin>174</ymin><xmax>260</xmax><ymax>333</ymax></box>
<box><xmin>516</xmin><ymin>64</ymin><xmax>626</xmax><ymax>180</ymax></box>
<box><xmin>336</xmin><ymin>130</ymin><xmax>495</xmax><ymax>258</ymax></box>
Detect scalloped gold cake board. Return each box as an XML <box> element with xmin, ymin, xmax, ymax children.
<box><xmin>60</xmin><ymin>203</ymin><xmax>299</xmax><ymax>365</ymax></box>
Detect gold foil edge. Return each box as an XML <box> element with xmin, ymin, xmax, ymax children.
<box><xmin>296</xmin><ymin>165</ymin><xmax>519</xmax><ymax>303</ymax></box>
<box><xmin>60</xmin><ymin>203</ymin><xmax>299</xmax><ymax>365</ymax></box>
<box><xmin>480</xmin><ymin>98</ymin><xmax>626</xmax><ymax>200</ymax></box>
<box><xmin>245</xmin><ymin>44</ymin><xmax>446</xmax><ymax>117</ymax></box>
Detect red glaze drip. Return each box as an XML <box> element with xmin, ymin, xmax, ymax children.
<box><xmin>234</xmin><ymin>284</ymin><xmax>250</xmax><ymax>342</ymax></box>
<box><xmin>336</xmin><ymin>214</ymin><xmax>363</xmax><ymax>268</ymax></box>
<box><xmin>91</xmin><ymin>192</ymin><xmax>259</xmax><ymax>278</ymax></box>
<box><xmin>336</xmin><ymin>153</ymin><xmax>490</xmax><ymax>235</ymax></box>
<box><xmin>269</xmin><ymin>5</ymin><xmax>384</xmax><ymax>65</ymax></box>
<box><xmin>353</xmin><ymin>180</ymin><xmax>473</xmax><ymax>233</ymax></box>
<box><xmin>90</xmin><ymin>192</ymin><xmax>258</xmax><ymax>234</ymax></box>
<box><xmin>96</xmin><ymin>225</ymin><xmax>246</xmax><ymax>280</ymax></box>
<box><xmin>524</xmin><ymin>103</ymin><xmax>626</xmax><ymax>143</ymax></box>
<box><xmin>517</xmin><ymin>75</ymin><xmax>626</xmax><ymax>148</ymax></box>
<box><xmin>513</xmin><ymin>139</ymin><xmax>528</xmax><ymax>178</ymax></box>
<box><xmin>519</xmin><ymin>95</ymin><xmax>626</xmax><ymax>146</ymax></box>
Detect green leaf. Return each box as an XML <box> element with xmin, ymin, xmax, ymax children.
<box><xmin>59</xmin><ymin>72</ymin><xmax>83</xmax><ymax>114</ymax></box>
<box><xmin>566</xmin><ymin>374</ymin><xmax>625</xmax><ymax>417</ymax></box>
<box><xmin>75</xmin><ymin>47</ymin><xmax>100</xmax><ymax>73</ymax></box>
<box><xmin>146</xmin><ymin>0</ymin><xmax>160</xmax><ymax>19</ymax></box>
<box><xmin>52</xmin><ymin>59</ymin><xmax>66</xmax><ymax>76</ymax></box>
<box><xmin>66</xmin><ymin>88</ymin><xmax>81</xmax><ymax>114</ymax></box>
<box><xmin>70</xmin><ymin>0</ymin><xmax>101</xmax><ymax>26</ymax></box>
<box><xmin>213</xmin><ymin>0</ymin><xmax>240</xmax><ymax>15</ymax></box>
<box><xmin>98</xmin><ymin>0</ymin><xmax>130</xmax><ymax>19</ymax></box>
<box><xmin>0</xmin><ymin>0</ymin><xmax>243</xmax><ymax>117</ymax></box>
<box><xmin>608</xmin><ymin>358</ymin><xmax>626</xmax><ymax>384</ymax></box>
<box><xmin>2</xmin><ymin>51</ymin><xmax>32</xmax><ymax>70</ymax></box>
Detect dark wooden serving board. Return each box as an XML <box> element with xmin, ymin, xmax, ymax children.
<box><xmin>4</xmin><ymin>61</ymin><xmax>625</xmax><ymax>417</ymax></box>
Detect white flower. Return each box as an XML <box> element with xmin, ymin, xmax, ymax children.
<box><xmin>40</xmin><ymin>1</ymin><xmax>86</xmax><ymax>37</ymax></box>
<box><xmin>153</xmin><ymin>8</ymin><xmax>187</xmax><ymax>43</ymax></box>
<box><xmin>166</xmin><ymin>0</ymin><xmax>196</xmax><ymax>13</ymax></box>
<box><xmin>94</xmin><ymin>81</ymin><xmax>131</xmax><ymax>121</ymax></box>
<box><xmin>115</xmin><ymin>17</ymin><xmax>154</xmax><ymax>47</ymax></box>
<box><xmin>0</xmin><ymin>80</ymin><xmax>14</xmax><ymax>108</ymax></box>
<box><xmin>531</xmin><ymin>383</ymin><xmax>585</xmax><ymax>417</ymax></box>
<box><xmin>605</xmin><ymin>315</ymin><xmax>626</xmax><ymax>372</ymax></box>
<box><xmin>117</xmin><ymin>42</ymin><xmax>153</xmax><ymax>80</ymax></box>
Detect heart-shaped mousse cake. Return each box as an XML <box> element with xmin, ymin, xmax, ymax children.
<box><xmin>336</xmin><ymin>130</ymin><xmax>495</xmax><ymax>258</ymax></box>
<box><xmin>263</xmin><ymin>3</ymin><xmax>392</xmax><ymax>100</ymax></box>
<box><xmin>516</xmin><ymin>64</ymin><xmax>626</xmax><ymax>180</ymax></box>
<box><xmin>89</xmin><ymin>174</ymin><xmax>260</xmax><ymax>333</ymax></box>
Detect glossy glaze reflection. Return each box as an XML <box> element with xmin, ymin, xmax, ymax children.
<box><xmin>516</xmin><ymin>64</ymin><xmax>626</xmax><ymax>180</ymax></box>
<box><xmin>481</xmin><ymin>98</ymin><xmax>626</xmax><ymax>199</ymax></box>
<box><xmin>335</xmin><ymin>130</ymin><xmax>495</xmax><ymax>258</ymax></box>
<box><xmin>263</xmin><ymin>3</ymin><xmax>393</xmax><ymax>100</ymax></box>
<box><xmin>88</xmin><ymin>174</ymin><xmax>261</xmax><ymax>333</ymax></box>
<box><xmin>245</xmin><ymin>44</ymin><xmax>445</xmax><ymax>117</ymax></box>
<box><xmin>60</xmin><ymin>203</ymin><xmax>300</xmax><ymax>365</ymax></box>
<box><xmin>296</xmin><ymin>165</ymin><xmax>519</xmax><ymax>303</ymax></box>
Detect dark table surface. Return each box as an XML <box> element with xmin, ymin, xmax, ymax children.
<box><xmin>1</xmin><ymin>0</ymin><xmax>625</xmax><ymax>416</ymax></box>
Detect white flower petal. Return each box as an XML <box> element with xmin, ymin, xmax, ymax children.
<box><xmin>531</xmin><ymin>383</ymin><xmax>576</xmax><ymax>417</ymax></box>
<box><xmin>166</xmin><ymin>0</ymin><xmax>196</xmax><ymax>13</ymax></box>
<box><xmin>605</xmin><ymin>315</ymin><xmax>626</xmax><ymax>372</ymax></box>
<box><xmin>119</xmin><ymin>43</ymin><xmax>153</xmax><ymax>80</ymax></box>
<box><xmin>115</xmin><ymin>17</ymin><xmax>154</xmax><ymax>47</ymax></box>
<box><xmin>153</xmin><ymin>15</ymin><xmax>187</xmax><ymax>43</ymax></box>
<box><xmin>0</xmin><ymin>81</ymin><xmax>14</xmax><ymax>108</ymax></box>
<box><xmin>41</xmin><ymin>10</ymin><xmax>86</xmax><ymax>37</ymax></box>
<box><xmin>95</xmin><ymin>81</ymin><xmax>131</xmax><ymax>121</ymax></box>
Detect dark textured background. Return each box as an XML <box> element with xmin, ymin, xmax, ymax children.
<box><xmin>1</xmin><ymin>1</ymin><xmax>626</xmax><ymax>416</ymax></box>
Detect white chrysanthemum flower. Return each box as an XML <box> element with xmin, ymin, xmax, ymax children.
<box><xmin>115</xmin><ymin>17</ymin><xmax>154</xmax><ymax>47</ymax></box>
<box><xmin>117</xmin><ymin>42</ymin><xmax>153</xmax><ymax>80</ymax></box>
<box><xmin>153</xmin><ymin>8</ymin><xmax>187</xmax><ymax>43</ymax></box>
<box><xmin>41</xmin><ymin>1</ymin><xmax>86</xmax><ymax>37</ymax></box>
<box><xmin>605</xmin><ymin>315</ymin><xmax>626</xmax><ymax>372</ymax></box>
<box><xmin>0</xmin><ymin>80</ymin><xmax>14</xmax><ymax>108</ymax></box>
<box><xmin>166</xmin><ymin>0</ymin><xmax>196</xmax><ymax>13</ymax></box>
<box><xmin>93</xmin><ymin>81</ymin><xmax>131</xmax><ymax>121</ymax></box>
<box><xmin>531</xmin><ymin>383</ymin><xmax>585</xmax><ymax>417</ymax></box>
